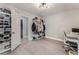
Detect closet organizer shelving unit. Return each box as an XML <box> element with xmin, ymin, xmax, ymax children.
<box><xmin>0</xmin><ymin>8</ymin><xmax>11</xmax><ymax>53</ymax></box>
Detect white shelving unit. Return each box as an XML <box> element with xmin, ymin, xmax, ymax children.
<box><xmin>0</xmin><ymin>8</ymin><xmax>11</xmax><ymax>54</ymax></box>
<box><xmin>0</xmin><ymin>7</ymin><xmax>21</xmax><ymax>54</ymax></box>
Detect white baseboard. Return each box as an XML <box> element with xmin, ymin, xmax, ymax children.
<box><xmin>45</xmin><ymin>36</ymin><xmax>64</xmax><ymax>42</ymax></box>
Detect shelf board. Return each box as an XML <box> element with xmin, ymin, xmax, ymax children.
<box><xmin>0</xmin><ymin>12</ymin><xmax>10</xmax><ymax>15</ymax></box>
<box><xmin>0</xmin><ymin>48</ymin><xmax>11</xmax><ymax>54</ymax></box>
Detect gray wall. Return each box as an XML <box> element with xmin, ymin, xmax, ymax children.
<box><xmin>45</xmin><ymin>9</ymin><xmax>79</xmax><ymax>41</ymax></box>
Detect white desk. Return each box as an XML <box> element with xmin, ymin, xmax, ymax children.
<box><xmin>66</xmin><ymin>32</ymin><xmax>79</xmax><ymax>55</ymax></box>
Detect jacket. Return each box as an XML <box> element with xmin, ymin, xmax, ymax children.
<box><xmin>32</xmin><ymin>22</ymin><xmax>37</xmax><ymax>32</ymax></box>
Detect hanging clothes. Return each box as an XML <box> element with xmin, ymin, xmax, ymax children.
<box><xmin>32</xmin><ymin>22</ymin><xmax>38</xmax><ymax>34</ymax></box>
<box><xmin>32</xmin><ymin>17</ymin><xmax>46</xmax><ymax>40</ymax></box>
<box><xmin>43</xmin><ymin>24</ymin><xmax>45</xmax><ymax>36</ymax></box>
<box><xmin>41</xmin><ymin>20</ymin><xmax>45</xmax><ymax>37</ymax></box>
<box><xmin>32</xmin><ymin>22</ymin><xmax>36</xmax><ymax>32</ymax></box>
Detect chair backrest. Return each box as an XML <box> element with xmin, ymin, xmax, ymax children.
<box><xmin>64</xmin><ymin>32</ymin><xmax>78</xmax><ymax>44</ymax></box>
<box><xmin>64</xmin><ymin>32</ymin><xmax>67</xmax><ymax>37</ymax></box>
<box><xmin>64</xmin><ymin>32</ymin><xmax>67</xmax><ymax>44</ymax></box>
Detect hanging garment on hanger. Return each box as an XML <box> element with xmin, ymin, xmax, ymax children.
<box><xmin>32</xmin><ymin>22</ymin><xmax>36</xmax><ymax>32</ymax></box>
<box><xmin>43</xmin><ymin>24</ymin><xmax>45</xmax><ymax>31</ymax></box>
<box><xmin>43</xmin><ymin>24</ymin><xmax>45</xmax><ymax>36</ymax></box>
<box><xmin>32</xmin><ymin>21</ymin><xmax>38</xmax><ymax>40</ymax></box>
<box><xmin>40</xmin><ymin>21</ymin><xmax>43</xmax><ymax>32</ymax></box>
<box><xmin>41</xmin><ymin>20</ymin><xmax>45</xmax><ymax>37</ymax></box>
<box><xmin>37</xmin><ymin>24</ymin><xmax>41</xmax><ymax>32</ymax></box>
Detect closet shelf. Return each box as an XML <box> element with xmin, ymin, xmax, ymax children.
<box><xmin>0</xmin><ymin>8</ymin><xmax>11</xmax><ymax>54</ymax></box>
<box><xmin>0</xmin><ymin>48</ymin><xmax>11</xmax><ymax>54</ymax></box>
<box><xmin>0</xmin><ymin>12</ymin><xmax>10</xmax><ymax>15</ymax></box>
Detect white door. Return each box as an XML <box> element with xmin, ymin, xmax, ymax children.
<box><xmin>11</xmin><ymin>9</ymin><xmax>21</xmax><ymax>51</ymax></box>
<box><xmin>22</xmin><ymin>16</ymin><xmax>28</xmax><ymax>39</ymax></box>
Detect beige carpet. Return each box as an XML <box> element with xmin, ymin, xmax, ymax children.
<box><xmin>7</xmin><ymin>38</ymin><xmax>65</xmax><ymax>55</ymax></box>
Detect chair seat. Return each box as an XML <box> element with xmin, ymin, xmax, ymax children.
<box><xmin>67</xmin><ymin>36</ymin><xmax>78</xmax><ymax>40</ymax></box>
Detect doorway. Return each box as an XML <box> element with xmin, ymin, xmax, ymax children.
<box><xmin>21</xmin><ymin>19</ymin><xmax>23</xmax><ymax>39</ymax></box>
<box><xmin>20</xmin><ymin>16</ymin><xmax>28</xmax><ymax>39</ymax></box>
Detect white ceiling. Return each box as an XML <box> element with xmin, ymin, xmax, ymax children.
<box><xmin>0</xmin><ymin>3</ymin><xmax>79</xmax><ymax>17</ymax></box>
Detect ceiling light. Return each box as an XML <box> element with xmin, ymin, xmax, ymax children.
<box><xmin>38</xmin><ymin>3</ymin><xmax>48</xmax><ymax>8</ymax></box>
